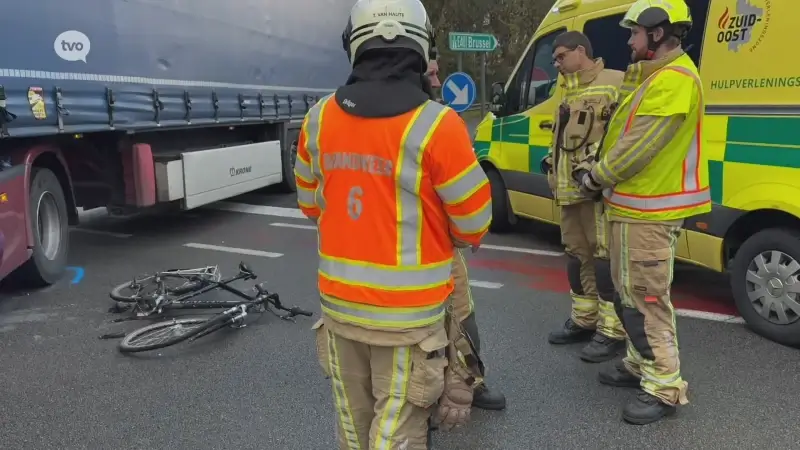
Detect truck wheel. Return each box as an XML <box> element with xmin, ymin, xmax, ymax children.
<box><xmin>13</xmin><ymin>168</ymin><xmax>70</xmax><ymax>287</ymax></box>
<box><xmin>487</xmin><ymin>168</ymin><xmax>514</xmax><ymax>233</ymax></box>
<box><xmin>730</xmin><ymin>228</ymin><xmax>800</xmax><ymax>347</ymax></box>
<box><xmin>278</xmin><ymin>128</ymin><xmax>300</xmax><ymax>193</ymax></box>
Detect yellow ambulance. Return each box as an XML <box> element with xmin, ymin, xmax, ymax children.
<box><xmin>474</xmin><ymin>0</ymin><xmax>800</xmax><ymax>346</ymax></box>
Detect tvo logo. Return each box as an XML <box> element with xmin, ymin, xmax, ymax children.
<box><xmin>54</xmin><ymin>30</ymin><xmax>91</xmax><ymax>62</ymax></box>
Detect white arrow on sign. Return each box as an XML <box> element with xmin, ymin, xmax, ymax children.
<box><xmin>446</xmin><ymin>80</ymin><xmax>469</xmax><ymax>105</ymax></box>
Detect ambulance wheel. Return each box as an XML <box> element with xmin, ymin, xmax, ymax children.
<box><xmin>278</xmin><ymin>128</ymin><xmax>300</xmax><ymax>193</ymax></box>
<box><xmin>11</xmin><ymin>168</ymin><xmax>70</xmax><ymax>287</ymax></box>
<box><xmin>486</xmin><ymin>168</ymin><xmax>514</xmax><ymax>233</ymax></box>
<box><xmin>730</xmin><ymin>228</ymin><xmax>800</xmax><ymax>347</ymax></box>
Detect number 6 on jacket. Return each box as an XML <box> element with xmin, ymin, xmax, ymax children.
<box><xmin>347</xmin><ymin>186</ymin><xmax>363</xmax><ymax>220</ymax></box>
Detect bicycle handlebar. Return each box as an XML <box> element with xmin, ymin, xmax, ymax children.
<box><xmin>253</xmin><ymin>282</ymin><xmax>313</xmax><ymax>317</ymax></box>
<box><xmin>288</xmin><ymin>307</ymin><xmax>314</xmax><ymax>317</ymax></box>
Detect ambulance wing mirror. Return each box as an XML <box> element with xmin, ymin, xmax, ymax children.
<box><xmin>490</xmin><ymin>82</ymin><xmax>505</xmax><ymax>112</ymax></box>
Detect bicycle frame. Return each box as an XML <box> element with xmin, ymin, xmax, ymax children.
<box><xmin>158</xmin><ymin>271</ymin><xmax>261</xmax><ymax>310</ymax></box>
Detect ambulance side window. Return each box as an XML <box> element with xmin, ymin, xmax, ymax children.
<box><xmin>583</xmin><ymin>14</ymin><xmax>630</xmax><ymax>71</ymax></box>
<box><xmin>506</xmin><ymin>28</ymin><xmax>565</xmax><ymax>114</ymax></box>
<box><xmin>684</xmin><ymin>0</ymin><xmax>711</xmax><ymax>67</ymax></box>
<box><xmin>583</xmin><ymin>1</ymin><xmax>711</xmax><ymax>69</ymax></box>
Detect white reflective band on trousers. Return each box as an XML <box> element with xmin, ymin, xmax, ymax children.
<box><xmin>603</xmin><ymin>66</ymin><xmax>710</xmax><ymax>211</ymax></box>
<box><xmin>303</xmin><ymin>97</ymin><xmax>455</xmax><ymax>293</ymax></box>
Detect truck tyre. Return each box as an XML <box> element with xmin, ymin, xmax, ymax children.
<box><xmin>13</xmin><ymin>168</ymin><xmax>70</xmax><ymax>287</ymax></box>
<box><xmin>730</xmin><ymin>228</ymin><xmax>800</xmax><ymax>347</ymax></box>
<box><xmin>487</xmin><ymin>168</ymin><xmax>513</xmax><ymax>233</ymax></box>
<box><xmin>278</xmin><ymin>128</ymin><xmax>300</xmax><ymax>193</ymax></box>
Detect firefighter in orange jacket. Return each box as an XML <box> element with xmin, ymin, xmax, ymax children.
<box><xmin>294</xmin><ymin>1</ymin><xmax>492</xmax><ymax>448</ymax></box>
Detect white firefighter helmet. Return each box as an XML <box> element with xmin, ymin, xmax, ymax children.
<box><xmin>341</xmin><ymin>0</ymin><xmax>436</xmax><ymax>66</ymax></box>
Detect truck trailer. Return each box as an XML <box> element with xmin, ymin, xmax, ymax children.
<box><xmin>0</xmin><ymin>0</ymin><xmax>353</xmax><ymax>285</ymax></box>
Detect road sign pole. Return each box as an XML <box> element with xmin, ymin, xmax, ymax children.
<box><xmin>480</xmin><ymin>53</ymin><xmax>487</xmax><ymax>118</ymax></box>
<box><xmin>456</xmin><ymin>55</ymin><xmax>463</xmax><ymax>115</ymax></box>
<box><xmin>448</xmin><ymin>31</ymin><xmax>498</xmax><ymax>117</ymax></box>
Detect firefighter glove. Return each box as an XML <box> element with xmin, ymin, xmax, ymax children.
<box><xmin>573</xmin><ymin>169</ymin><xmax>589</xmax><ymax>185</ymax></box>
<box><xmin>579</xmin><ymin>171</ymin><xmax>602</xmax><ymax>197</ymax></box>
<box><xmin>433</xmin><ymin>368</ymin><xmax>472</xmax><ymax>431</ymax></box>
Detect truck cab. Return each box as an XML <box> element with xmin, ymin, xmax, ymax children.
<box><xmin>474</xmin><ymin>0</ymin><xmax>800</xmax><ymax>347</ymax></box>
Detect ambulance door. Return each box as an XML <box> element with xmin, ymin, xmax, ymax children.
<box><xmin>497</xmin><ymin>20</ymin><xmax>572</xmax><ymax>223</ymax></box>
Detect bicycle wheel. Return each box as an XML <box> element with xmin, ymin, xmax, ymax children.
<box><xmin>118</xmin><ymin>317</ymin><xmax>209</xmax><ymax>353</ymax></box>
<box><xmin>109</xmin><ymin>274</ymin><xmax>206</xmax><ymax>303</ymax></box>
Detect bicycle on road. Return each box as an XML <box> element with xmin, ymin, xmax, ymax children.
<box><xmin>106</xmin><ymin>262</ymin><xmax>313</xmax><ymax>353</ymax></box>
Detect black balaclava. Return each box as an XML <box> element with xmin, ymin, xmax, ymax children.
<box><xmin>334</xmin><ymin>48</ymin><xmax>435</xmax><ymax>118</ymax></box>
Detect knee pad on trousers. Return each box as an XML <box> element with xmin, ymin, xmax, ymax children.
<box><xmin>460</xmin><ymin>312</ymin><xmax>481</xmax><ymax>355</ymax></box>
<box><xmin>566</xmin><ymin>253</ymin><xmax>584</xmax><ymax>295</ymax></box>
<box><xmin>594</xmin><ymin>258</ymin><xmax>614</xmax><ymax>302</ymax></box>
<box><xmin>613</xmin><ymin>292</ymin><xmax>625</xmax><ymax>328</ymax></box>
<box><xmin>620</xmin><ymin>306</ymin><xmax>655</xmax><ymax>361</ymax></box>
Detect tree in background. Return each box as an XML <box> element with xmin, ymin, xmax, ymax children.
<box><xmin>423</xmin><ymin>0</ymin><xmax>552</xmax><ymax>85</ymax></box>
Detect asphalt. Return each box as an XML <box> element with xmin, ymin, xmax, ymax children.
<box><xmin>0</xmin><ymin>188</ymin><xmax>798</xmax><ymax>450</ymax></box>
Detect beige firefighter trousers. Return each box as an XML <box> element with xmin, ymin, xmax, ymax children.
<box><xmin>314</xmin><ymin>318</ymin><xmax>449</xmax><ymax>450</ymax></box>
<box><xmin>451</xmin><ymin>248</ymin><xmax>475</xmax><ymax>323</ymax></box>
<box><xmin>560</xmin><ymin>200</ymin><xmax>625</xmax><ymax>339</ymax></box>
<box><xmin>610</xmin><ymin>221</ymin><xmax>689</xmax><ymax>406</ymax></box>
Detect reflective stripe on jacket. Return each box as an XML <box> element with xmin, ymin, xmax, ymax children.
<box><xmin>597</xmin><ymin>54</ymin><xmax>711</xmax><ymax>221</ymax></box>
<box><xmin>294</xmin><ymin>96</ymin><xmax>491</xmax><ymax>329</ymax></box>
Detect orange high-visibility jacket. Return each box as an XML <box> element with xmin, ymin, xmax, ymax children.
<box><xmin>294</xmin><ymin>95</ymin><xmax>491</xmax><ymax>329</ymax></box>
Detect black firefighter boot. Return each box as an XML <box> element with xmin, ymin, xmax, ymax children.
<box><xmin>622</xmin><ymin>390</ymin><xmax>677</xmax><ymax>425</ymax></box>
<box><xmin>472</xmin><ymin>382</ymin><xmax>506</xmax><ymax>411</ymax></box>
<box><xmin>427</xmin><ymin>417</ymin><xmax>435</xmax><ymax>449</ymax></box>
<box><xmin>579</xmin><ymin>333</ymin><xmax>626</xmax><ymax>363</ymax></box>
<box><xmin>548</xmin><ymin>319</ymin><xmax>595</xmax><ymax>345</ymax></box>
<box><xmin>598</xmin><ymin>359</ymin><xmax>641</xmax><ymax>388</ymax></box>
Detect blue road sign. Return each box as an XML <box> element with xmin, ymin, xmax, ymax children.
<box><xmin>441</xmin><ymin>72</ymin><xmax>476</xmax><ymax>113</ymax></box>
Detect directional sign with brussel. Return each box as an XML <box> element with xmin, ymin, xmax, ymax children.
<box><xmin>448</xmin><ymin>32</ymin><xmax>498</xmax><ymax>52</ymax></box>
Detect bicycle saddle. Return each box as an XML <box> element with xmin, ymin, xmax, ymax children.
<box><xmin>239</xmin><ymin>262</ymin><xmax>253</xmax><ymax>275</ymax></box>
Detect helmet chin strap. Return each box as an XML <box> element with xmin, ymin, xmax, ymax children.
<box><xmin>644</xmin><ymin>30</ymin><xmax>662</xmax><ymax>60</ymax></box>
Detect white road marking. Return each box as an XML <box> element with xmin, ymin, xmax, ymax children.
<box><xmin>469</xmin><ymin>280</ymin><xmax>504</xmax><ymax>289</ymax></box>
<box><xmin>675</xmin><ymin>309</ymin><xmax>745</xmax><ymax>324</ymax></box>
<box><xmin>70</xmin><ymin>228</ymin><xmax>132</xmax><ymax>238</ymax></box>
<box><xmin>213</xmin><ymin>203</ymin><xmax>565</xmax><ymax>257</ymax></box>
<box><xmin>479</xmin><ymin>244</ymin><xmax>563</xmax><ymax>257</ymax></box>
<box><xmin>271</xmin><ymin>222</ymin><xmax>317</xmax><ymax>230</ymax></box>
<box><xmin>183</xmin><ymin>243</ymin><xmax>283</xmax><ymax>258</ymax></box>
<box><xmin>206</xmin><ymin>202</ymin><xmax>306</xmax><ymax>218</ymax></box>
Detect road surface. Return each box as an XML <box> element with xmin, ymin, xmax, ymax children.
<box><xmin>0</xmin><ymin>188</ymin><xmax>797</xmax><ymax>449</ymax></box>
